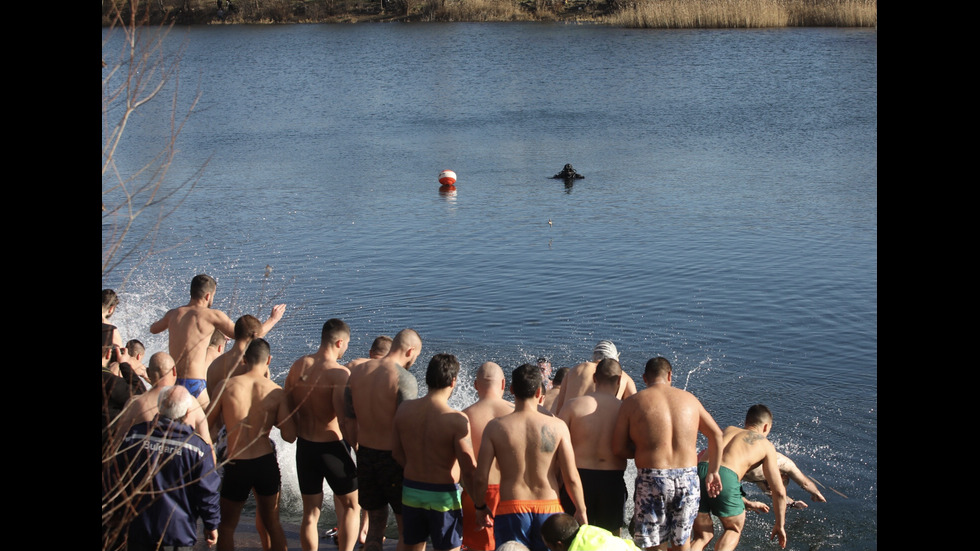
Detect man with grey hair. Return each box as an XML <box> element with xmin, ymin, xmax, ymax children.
<box><xmin>551</xmin><ymin>340</ymin><xmax>637</xmax><ymax>415</ymax></box>
<box><xmin>121</xmin><ymin>385</ymin><xmax>221</xmax><ymax>550</ymax></box>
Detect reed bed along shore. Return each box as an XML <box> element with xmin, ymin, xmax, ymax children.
<box><xmin>102</xmin><ymin>0</ymin><xmax>876</xmax><ymax>26</ymax></box>
<box><xmin>607</xmin><ymin>0</ymin><xmax>876</xmax><ymax>28</ymax></box>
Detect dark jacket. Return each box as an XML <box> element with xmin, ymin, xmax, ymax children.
<box><xmin>122</xmin><ymin>419</ymin><xmax>220</xmax><ymax>548</ymax></box>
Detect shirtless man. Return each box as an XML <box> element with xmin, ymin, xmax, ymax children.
<box><xmin>473</xmin><ymin>363</ymin><xmax>587</xmax><ymax>551</ymax></box>
<box><xmin>206</xmin><ymin>315</ymin><xmax>263</xmax><ymax>404</ymax></box>
<box><xmin>284</xmin><ymin>319</ymin><xmax>360</xmax><ymax>551</ymax></box>
<box><xmin>690</xmin><ymin>405</ymin><xmax>788</xmax><ymax>551</ymax></box>
<box><xmin>344</xmin><ymin>328</ymin><xmax>422</xmax><ymax>551</ymax></box>
<box><xmin>150</xmin><ymin>273</ymin><xmax>285</xmax><ymax>409</ymax></box>
<box><xmin>343</xmin><ymin>334</ymin><xmax>392</xmax><ymax>544</ymax></box>
<box><xmin>743</xmin><ymin>451</ymin><xmax>825</xmax><ymax>506</ymax></box>
<box><xmin>552</xmin><ymin>340</ymin><xmax>637</xmax><ymax>415</ymax></box>
<box><xmin>392</xmin><ymin>354</ymin><xmax>478</xmax><ymax>551</ymax></box>
<box><xmin>612</xmin><ymin>357</ymin><xmax>724</xmax><ymax>551</ymax></box>
<box><xmin>558</xmin><ymin>358</ymin><xmax>627</xmax><ymax>535</ymax></box>
<box><xmin>460</xmin><ymin>362</ymin><xmax>515</xmax><ymax>551</ymax></box>
<box><xmin>346</xmin><ymin>335</ymin><xmax>392</xmax><ymax>370</ymax></box>
<box><xmin>207</xmin><ymin>338</ymin><xmax>296</xmax><ymax>551</ymax></box>
<box><xmin>116</xmin><ymin>352</ymin><xmax>212</xmax><ymax>447</ymax></box>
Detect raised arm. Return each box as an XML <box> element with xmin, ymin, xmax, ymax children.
<box><xmin>211</xmin><ymin>310</ymin><xmax>236</xmax><ymax>339</ymax></box>
<box><xmin>258</xmin><ymin>304</ymin><xmax>286</xmax><ymax>337</ymax></box>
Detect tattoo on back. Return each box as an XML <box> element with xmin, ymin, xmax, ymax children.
<box><xmin>396</xmin><ymin>367</ymin><xmax>419</xmax><ymax>406</ymax></box>
<box><xmin>540</xmin><ymin>425</ymin><xmax>557</xmax><ymax>453</ymax></box>
<box><xmin>743</xmin><ymin>432</ymin><xmax>763</xmax><ymax>444</ymax></box>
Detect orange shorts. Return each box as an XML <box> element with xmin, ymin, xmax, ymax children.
<box><xmin>461</xmin><ymin>485</ymin><xmax>500</xmax><ymax>551</ymax></box>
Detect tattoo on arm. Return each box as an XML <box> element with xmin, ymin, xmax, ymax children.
<box><xmin>396</xmin><ymin>369</ymin><xmax>418</xmax><ymax>406</ymax></box>
<box><xmin>344</xmin><ymin>385</ymin><xmax>356</xmax><ymax>419</ymax></box>
<box><xmin>540</xmin><ymin>425</ymin><xmax>557</xmax><ymax>453</ymax></box>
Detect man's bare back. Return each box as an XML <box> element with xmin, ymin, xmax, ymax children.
<box><xmin>285</xmin><ymin>351</ymin><xmax>350</xmax><ymax>443</ymax></box>
<box><xmin>560</xmin><ymin>392</ymin><xmax>625</xmax><ymax>471</ymax></box>
<box><xmin>463</xmin><ymin>363</ymin><xmax>515</xmax><ymax>484</ymax></box>
<box><xmin>613</xmin><ymin>382</ymin><xmax>715</xmax><ymax>470</ymax></box>
<box><xmin>691</xmin><ymin>405</ymin><xmax>788</xmax><ymax>550</ymax></box>
<box><xmin>474</xmin><ymin>364</ymin><xmax>587</xmax><ymax>530</ymax></box>
<box><xmin>392</xmin><ymin>356</ymin><xmax>476</xmax><ymax>486</ymax></box>
<box><xmin>152</xmin><ymin>303</ymin><xmax>235</xmax><ymax>382</ymax></box>
<box><xmin>208</xmin><ymin>342</ymin><xmax>294</xmax><ymax>460</ymax></box>
<box><xmin>345</xmin><ymin>329</ymin><xmax>421</xmax><ymax>450</ymax></box>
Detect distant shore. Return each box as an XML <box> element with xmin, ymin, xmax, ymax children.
<box><xmin>102</xmin><ymin>0</ymin><xmax>877</xmax><ymax>28</ymax></box>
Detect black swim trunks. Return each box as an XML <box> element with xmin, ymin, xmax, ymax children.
<box><xmin>296</xmin><ymin>437</ymin><xmax>358</xmax><ymax>496</ymax></box>
<box><xmin>560</xmin><ymin>468</ymin><xmax>627</xmax><ymax>534</ymax></box>
<box><xmin>221</xmin><ymin>452</ymin><xmax>281</xmax><ymax>502</ymax></box>
<box><xmin>357</xmin><ymin>446</ymin><xmax>404</xmax><ymax>513</ymax></box>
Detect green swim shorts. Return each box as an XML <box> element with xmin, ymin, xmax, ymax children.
<box><xmin>697</xmin><ymin>462</ymin><xmax>745</xmax><ymax>518</ymax></box>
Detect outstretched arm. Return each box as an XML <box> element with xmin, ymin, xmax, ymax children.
<box><xmin>258</xmin><ymin>304</ymin><xmax>286</xmax><ymax>337</ymax></box>
<box><xmin>784</xmin><ymin>457</ymin><xmax>826</xmax><ymax>502</ymax></box>
<box><xmin>149</xmin><ymin>309</ymin><xmax>173</xmax><ymax>334</ymax></box>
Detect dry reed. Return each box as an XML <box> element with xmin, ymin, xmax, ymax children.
<box><xmin>606</xmin><ymin>0</ymin><xmax>876</xmax><ymax>28</ymax></box>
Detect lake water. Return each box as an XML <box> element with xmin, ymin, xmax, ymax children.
<box><xmin>103</xmin><ymin>23</ymin><xmax>877</xmax><ymax>549</ymax></box>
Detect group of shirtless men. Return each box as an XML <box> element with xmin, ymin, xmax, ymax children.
<box><xmin>107</xmin><ymin>274</ymin><xmax>826</xmax><ymax>551</ymax></box>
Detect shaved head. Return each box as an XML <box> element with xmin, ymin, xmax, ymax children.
<box><xmin>474</xmin><ymin>361</ymin><xmax>506</xmax><ymax>398</ymax></box>
<box><xmin>476</xmin><ymin>362</ymin><xmax>504</xmax><ymax>382</ymax></box>
<box><xmin>147</xmin><ymin>352</ymin><xmax>175</xmax><ymax>384</ymax></box>
<box><xmin>391</xmin><ymin>328</ymin><xmax>421</xmax><ymax>351</ymax></box>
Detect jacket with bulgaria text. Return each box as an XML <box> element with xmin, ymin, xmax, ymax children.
<box><xmin>122</xmin><ymin>419</ymin><xmax>220</xmax><ymax>548</ymax></box>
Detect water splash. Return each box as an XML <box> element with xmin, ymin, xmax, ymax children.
<box><xmin>681</xmin><ymin>356</ymin><xmax>712</xmax><ymax>391</ymax></box>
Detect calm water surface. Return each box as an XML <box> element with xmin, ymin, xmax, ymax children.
<box><xmin>104</xmin><ymin>23</ymin><xmax>877</xmax><ymax>549</ymax></box>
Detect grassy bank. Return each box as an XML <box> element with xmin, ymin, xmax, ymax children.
<box><xmin>101</xmin><ymin>0</ymin><xmax>876</xmax><ymax>26</ymax></box>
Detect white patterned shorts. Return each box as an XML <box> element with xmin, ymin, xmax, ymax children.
<box><xmin>633</xmin><ymin>466</ymin><xmax>700</xmax><ymax>548</ymax></box>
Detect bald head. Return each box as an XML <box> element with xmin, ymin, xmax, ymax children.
<box><xmin>147</xmin><ymin>352</ymin><xmax>176</xmax><ymax>384</ymax></box>
<box><xmin>388</xmin><ymin>328</ymin><xmax>422</xmax><ymax>369</ymax></box>
<box><xmin>474</xmin><ymin>362</ymin><xmax>506</xmax><ymax>397</ymax></box>
<box><xmin>391</xmin><ymin>328</ymin><xmax>421</xmax><ymax>351</ymax></box>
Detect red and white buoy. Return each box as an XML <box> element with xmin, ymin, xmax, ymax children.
<box><xmin>438</xmin><ymin>170</ymin><xmax>457</xmax><ymax>186</ymax></box>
